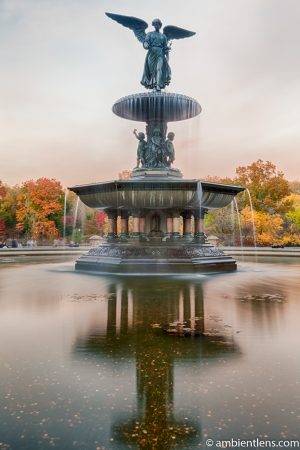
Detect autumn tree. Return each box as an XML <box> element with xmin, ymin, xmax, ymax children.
<box><xmin>63</xmin><ymin>191</ymin><xmax>80</xmax><ymax>239</ymax></box>
<box><xmin>289</xmin><ymin>181</ymin><xmax>300</xmax><ymax>194</ymax></box>
<box><xmin>204</xmin><ymin>205</ymin><xmax>235</xmax><ymax>245</ymax></box>
<box><xmin>281</xmin><ymin>194</ymin><xmax>300</xmax><ymax>245</ymax></box>
<box><xmin>0</xmin><ymin>218</ymin><xmax>5</xmax><ymax>240</ymax></box>
<box><xmin>0</xmin><ymin>181</ymin><xmax>6</xmax><ymax>199</ymax></box>
<box><xmin>235</xmin><ymin>160</ymin><xmax>291</xmax><ymax>213</ymax></box>
<box><xmin>240</xmin><ymin>206</ymin><xmax>284</xmax><ymax>246</ymax></box>
<box><xmin>203</xmin><ymin>161</ymin><xmax>295</xmax><ymax>246</ymax></box>
<box><xmin>202</xmin><ymin>175</ymin><xmax>235</xmax><ymax>185</ymax></box>
<box><xmin>0</xmin><ymin>183</ymin><xmax>18</xmax><ymax>238</ymax></box>
<box><xmin>84</xmin><ymin>210</ymin><xmax>108</xmax><ymax>237</ymax></box>
<box><xmin>118</xmin><ymin>170</ymin><xmax>132</xmax><ymax>180</ymax></box>
<box><xmin>16</xmin><ymin>178</ymin><xmax>64</xmax><ymax>240</ymax></box>
<box><xmin>285</xmin><ymin>195</ymin><xmax>300</xmax><ymax>230</ymax></box>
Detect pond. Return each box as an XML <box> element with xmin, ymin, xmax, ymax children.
<box><xmin>0</xmin><ymin>258</ymin><xmax>299</xmax><ymax>449</ymax></box>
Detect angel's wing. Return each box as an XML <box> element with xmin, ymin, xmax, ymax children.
<box><xmin>163</xmin><ymin>25</ymin><xmax>196</xmax><ymax>42</ymax></box>
<box><xmin>105</xmin><ymin>12</ymin><xmax>148</xmax><ymax>43</ymax></box>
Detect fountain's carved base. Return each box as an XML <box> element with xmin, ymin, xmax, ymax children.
<box><xmin>75</xmin><ymin>240</ymin><xmax>237</xmax><ymax>274</ymax></box>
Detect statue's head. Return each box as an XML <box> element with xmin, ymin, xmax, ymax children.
<box><xmin>167</xmin><ymin>132</ymin><xmax>175</xmax><ymax>140</ymax></box>
<box><xmin>138</xmin><ymin>132</ymin><xmax>145</xmax><ymax>140</ymax></box>
<box><xmin>152</xmin><ymin>18</ymin><xmax>162</xmax><ymax>30</ymax></box>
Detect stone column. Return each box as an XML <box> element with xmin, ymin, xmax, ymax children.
<box><xmin>182</xmin><ymin>211</ymin><xmax>193</xmax><ymax>240</ymax></box>
<box><xmin>194</xmin><ymin>216</ymin><xmax>203</xmax><ymax>234</ymax></box>
<box><xmin>131</xmin><ymin>211</ymin><xmax>140</xmax><ymax>238</ymax></box>
<box><xmin>139</xmin><ymin>216</ymin><xmax>146</xmax><ymax>239</ymax></box>
<box><xmin>194</xmin><ymin>208</ymin><xmax>207</xmax><ymax>242</ymax></box>
<box><xmin>165</xmin><ymin>212</ymin><xmax>173</xmax><ymax>239</ymax></box>
<box><xmin>107</xmin><ymin>210</ymin><xmax>118</xmax><ymax>239</ymax></box>
<box><xmin>120</xmin><ymin>211</ymin><xmax>129</xmax><ymax>240</ymax></box>
<box><xmin>172</xmin><ymin>212</ymin><xmax>181</xmax><ymax>239</ymax></box>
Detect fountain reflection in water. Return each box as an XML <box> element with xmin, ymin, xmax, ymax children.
<box><xmin>75</xmin><ymin>278</ymin><xmax>237</xmax><ymax>448</ymax></box>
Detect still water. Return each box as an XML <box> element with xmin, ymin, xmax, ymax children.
<box><xmin>0</xmin><ymin>258</ymin><xmax>299</xmax><ymax>449</ymax></box>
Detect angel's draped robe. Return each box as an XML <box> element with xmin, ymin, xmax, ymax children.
<box><xmin>141</xmin><ymin>31</ymin><xmax>171</xmax><ymax>90</ymax></box>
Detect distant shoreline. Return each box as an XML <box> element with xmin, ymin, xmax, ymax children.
<box><xmin>0</xmin><ymin>246</ymin><xmax>87</xmax><ymax>258</ymax></box>
<box><xmin>0</xmin><ymin>246</ymin><xmax>300</xmax><ymax>259</ymax></box>
<box><xmin>223</xmin><ymin>246</ymin><xmax>300</xmax><ymax>257</ymax></box>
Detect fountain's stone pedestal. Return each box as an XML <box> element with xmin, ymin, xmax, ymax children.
<box><xmin>75</xmin><ymin>240</ymin><xmax>237</xmax><ymax>274</ymax></box>
<box><xmin>70</xmin><ymin>176</ymin><xmax>243</xmax><ymax>274</ymax></box>
<box><xmin>131</xmin><ymin>167</ymin><xmax>182</xmax><ymax>179</ymax></box>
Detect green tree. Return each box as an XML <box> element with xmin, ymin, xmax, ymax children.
<box><xmin>204</xmin><ymin>205</ymin><xmax>236</xmax><ymax>245</ymax></box>
<box><xmin>285</xmin><ymin>194</ymin><xmax>300</xmax><ymax>230</ymax></box>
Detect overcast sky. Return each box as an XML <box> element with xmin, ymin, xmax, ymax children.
<box><xmin>1</xmin><ymin>0</ymin><xmax>300</xmax><ymax>187</ymax></box>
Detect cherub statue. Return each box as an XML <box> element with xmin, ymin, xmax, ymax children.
<box><xmin>164</xmin><ymin>131</ymin><xmax>175</xmax><ymax>166</ymax></box>
<box><xmin>133</xmin><ymin>129</ymin><xmax>147</xmax><ymax>168</ymax></box>
<box><xmin>106</xmin><ymin>12</ymin><xmax>196</xmax><ymax>91</ymax></box>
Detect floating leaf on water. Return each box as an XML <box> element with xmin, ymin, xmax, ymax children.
<box><xmin>150</xmin><ymin>323</ymin><xmax>161</xmax><ymax>329</ymax></box>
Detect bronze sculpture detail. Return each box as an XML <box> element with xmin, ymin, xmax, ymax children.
<box><xmin>133</xmin><ymin>128</ymin><xmax>176</xmax><ymax>169</ymax></box>
<box><xmin>133</xmin><ymin>129</ymin><xmax>147</xmax><ymax>168</ymax></box>
<box><xmin>106</xmin><ymin>12</ymin><xmax>195</xmax><ymax>91</ymax></box>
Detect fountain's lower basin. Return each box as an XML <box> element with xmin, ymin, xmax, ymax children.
<box><xmin>75</xmin><ymin>241</ymin><xmax>237</xmax><ymax>274</ymax></box>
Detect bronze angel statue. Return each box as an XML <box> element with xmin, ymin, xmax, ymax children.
<box><xmin>106</xmin><ymin>12</ymin><xmax>196</xmax><ymax>91</ymax></box>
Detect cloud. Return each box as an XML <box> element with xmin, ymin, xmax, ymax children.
<box><xmin>1</xmin><ymin>0</ymin><xmax>300</xmax><ymax>185</ymax></box>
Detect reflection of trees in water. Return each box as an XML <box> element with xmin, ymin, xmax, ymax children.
<box><xmin>75</xmin><ymin>279</ymin><xmax>239</xmax><ymax>449</ymax></box>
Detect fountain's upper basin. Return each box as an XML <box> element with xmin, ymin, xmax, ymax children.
<box><xmin>112</xmin><ymin>92</ymin><xmax>201</xmax><ymax>122</ymax></box>
<box><xmin>69</xmin><ymin>179</ymin><xmax>244</xmax><ymax>211</ymax></box>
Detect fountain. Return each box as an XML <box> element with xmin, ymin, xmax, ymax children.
<box><xmin>69</xmin><ymin>12</ymin><xmax>244</xmax><ymax>273</ymax></box>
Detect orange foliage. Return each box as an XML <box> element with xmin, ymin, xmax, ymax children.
<box><xmin>16</xmin><ymin>178</ymin><xmax>64</xmax><ymax>239</ymax></box>
<box><xmin>241</xmin><ymin>206</ymin><xmax>284</xmax><ymax>246</ymax></box>
<box><xmin>281</xmin><ymin>234</ymin><xmax>300</xmax><ymax>246</ymax></box>
<box><xmin>236</xmin><ymin>160</ymin><xmax>290</xmax><ymax>213</ymax></box>
<box><xmin>202</xmin><ymin>175</ymin><xmax>236</xmax><ymax>185</ymax></box>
